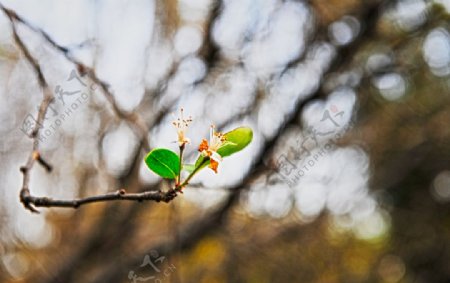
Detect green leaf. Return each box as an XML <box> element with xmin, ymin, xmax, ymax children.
<box><xmin>193</xmin><ymin>126</ymin><xmax>253</xmax><ymax>172</ymax></box>
<box><xmin>183</xmin><ymin>164</ymin><xmax>196</xmax><ymax>173</ymax></box>
<box><xmin>144</xmin><ymin>148</ymin><xmax>180</xmax><ymax>179</ymax></box>
<box><xmin>217</xmin><ymin>126</ymin><xmax>253</xmax><ymax>157</ymax></box>
<box><xmin>194</xmin><ymin>154</ymin><xmax>209</xmax><ymax>170</ymax></box>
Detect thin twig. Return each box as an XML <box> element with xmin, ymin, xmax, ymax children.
<box><xmin>32</xmin><ymin>150</ymin><xmax>52</xmax><ymax>172</ymax></box>
<box><xmin>23</xmin><ymin>188</ymin><xmax>180</xmax><ymax>209</ymax></box>
<box><xmin>1</xmin><ymin>4</ymin><xmax>55</xmax><ymax>213</ymax></box>
<box><xmin>176</xmin><ymin>144</ymin><xmax>184</xmax><ymax>186</ymax></box>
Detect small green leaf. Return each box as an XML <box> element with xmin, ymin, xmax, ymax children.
<box><xmin>183</xmin><ymin>164</ymin><xmax>196</xmax><ymax>173</ymax></box>
<box><xmin>194</xmin><ymin>154</ymin><xmax>209</xmax><ymax>170</ymax></box>
<box><xmin>217</xmin><ymin>126</ymin><xmax>253</xmax><ymax>157</ymax></box>
<box><xmin>193</xmin><ymin>126</ymin><xmax>253</xmax><ymax>172</ymax></box>
<box><xmin>144</xmin><ymin>148</ymin><xmax>180</xmax><ymax>179</ymax></box>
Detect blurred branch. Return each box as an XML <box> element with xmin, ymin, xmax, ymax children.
<box><xmin>348</xmin><ymin>3</ymin><xmax>444</xmax><ymax>89</ymax></box>
<box><xmin>0</xmin><ymin>3</ymin><xmax>150</xmax><ymax>151</ymax></box>
<box><xmin>0</xmin><ymin>4</ymin><xmax>55</xmax><ymax>213</ymax></box>
<box><xmin>198</xmin><ymin>0</ymin><xmax>222</xmax><ymax>70</ymax></box>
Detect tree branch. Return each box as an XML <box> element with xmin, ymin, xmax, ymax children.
<box><xmin>1</xmin><ymin>4</ymin><xmax>56</xmax><ymax>213</ymax></box>
<box><xmin>0</xmin><ymin>3</ymin><xmax>150</xmax><ymax>151</ymax></box>
<box><xmin>0</xmin><ymin>3</ymin><xmax>161</xmax><ymax>212</ymax></box>
<box><xmin>22</xmin><ymin>188</ymin><xmax>180</xmax><ymax>209</ymax></box>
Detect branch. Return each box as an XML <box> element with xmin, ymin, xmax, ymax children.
<box><xmin>0</xmin><ymin>3</ymin><xmax>161</xmax><ymax>212</ymax></box>
<box><xmin>22</xmin><ymin>188</ymin><xmax>180</xmax><ymax>209</ymax></box>
<box><xmin>1</xmin><ymin>4</ymin><xmax>56</xmax><ymax>213</ymax></box>
<box><xmin>0</xmin><ymin>3</ymin><xmax>150</xmax><ymax>151</ymax></box>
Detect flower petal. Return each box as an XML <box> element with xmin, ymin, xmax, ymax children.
<box><xmin>198</xmin><ymin>139</ymin><xmax>209</xmax><ymax>152</ymax></box>
<box><xmin>209</xmin><ymin>158</ymin><xmax>219</xmax><ymax>173</ymax></box>
<box><xmin>210</xmin><ymin>151</ymin><xmax>223</xmax><ymax>162</ymax></box>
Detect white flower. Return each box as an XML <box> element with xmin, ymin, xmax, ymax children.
<box><xmin>172</xmin><ymin>108</ymin><xmax>193</xmax><ymax>147</ymax></box>
<box><xmin>198</xmin><ymin>125</ymin><xmax>227</xmax><ymax>173</ymax></box>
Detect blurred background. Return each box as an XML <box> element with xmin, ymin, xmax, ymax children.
<box><xmin>0</xmin><ymin>0</ymin><xmax>450</xmax><ymax>282</ymax></box>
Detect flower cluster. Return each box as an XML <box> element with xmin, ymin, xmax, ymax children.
<box><xmin>198</xmin><ymin>126</ymin><xmax>227</xmax><ymax>173</ymax></box>
<box><xmin>145</xmin><ymin>107</ymin><xmax>252</xmax><ymax>190</ymax></box>
<box><xmin>172</xmin><ymin>109</ymin><xmax>226</xmax><ymax>173</ymax></box>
